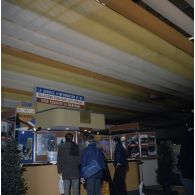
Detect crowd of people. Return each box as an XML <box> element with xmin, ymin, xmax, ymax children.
<box><xmin>57</xmin><ymin>133</ymin><xmax>128</xmax><ymax>195</ymax></box>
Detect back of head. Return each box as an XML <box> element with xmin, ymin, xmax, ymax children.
<box><xmin>86</xmin><ymin>135</ymin><xmax>95</xmax><ymax>143</ymax></box>
<box><xmin>114</xmin><ymin>136</ymin><xmax>121</xmax><ymax>144</ymax></box>
<box><xmin>65</xmin><ymin>133</ymin><xmax>73</xmax><ymax>142</ymax></box>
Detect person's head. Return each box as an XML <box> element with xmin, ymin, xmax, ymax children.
<box><xmin>65</xmin><ymin>133</ymin><xmax>73</xmax><ymax>142</ymax></box>
<box><xmin>86</xmin><ymin>135</ymin><xmax>95</xmax><ymax>145</ymax></box>
<box><xmin>113</xmin><ymin>137</ymin><xmax>121</xmax><ymax>144</ymax></box>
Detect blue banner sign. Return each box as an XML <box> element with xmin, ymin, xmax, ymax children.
<box><xmin>35</xmin><ymin>87</ymin><xmax>85</xmax><ymax>110</ymax></box>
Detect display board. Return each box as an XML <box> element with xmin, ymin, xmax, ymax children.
<box><xmin>111</xmin><ymin>132</ymin><xmax>157</xmax><ymax>160</ymax></box>
<box><xmin>77</xmin><ymin>132</ymin><xmax>112</xmax><ymax>160</ymax></box>
<box><xmin>139</xmin><ymin>132</ymin><xmax>157</xmax><ymax>159</ymax></box>
<box><xmin>1</xmin><ymin>119</ymin><xmax>15</xmax><ymax>137</ymax></box>
<box><xmin>94</xmin><ymin>134</ymin><xmax>112</xmax><ymax>160</ymax></box>
<box><xmin>111</xmin><ymin>133</ymin><xmax>140</xmax><ymax>159</ymax></box>
<box><xmin>17</xmin><ymin>131</ymin><xmax>34</xmax><ymax>164</ymax></box>
<box><xmin>35</xmin><ymin>130</ymin><xmax>77</xmax><ymax>163</ymax></box>
<box><xmin>16</xmin><ymin>129</ymin><xmax>157</xmax><ymax>164</ymax></box>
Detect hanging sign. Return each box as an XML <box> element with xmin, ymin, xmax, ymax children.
<box><xmin>34</xmin><ymin>87</ymin><xmax>85</xmax><ymax>110</ymax></box>
<box><xmin>16</xmin><ymin>106</ymin><xmax>35</xmax><ymax>130</ymax></box>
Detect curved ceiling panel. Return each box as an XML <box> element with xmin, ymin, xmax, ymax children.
<box><xmin>142</xmin><ymin>0</ymin><xmax>193</xmax><ymax>36</ymax></box>
<box><xmin>2</xmin><ymin>35</ymin><xmax>193</xmax><ymax>99</ymax></box>
<box><xmin>2</xmin><ymin>70</ymin><xmax>167</xmax><ymax>113</ymax></box>
<box><xmin>98</xmin><ymin>0</ymin><xmax>193</xmax><ymax>56</ymax></box>
<box><xmin>2</xmin><ymin>1</ymin><xmax>193</xmax><ymax>71</ymax></box>
<box><xmin>2</xmin><ymin>0</ymin><xmax>193</xmax><ymax>125</ymax></box>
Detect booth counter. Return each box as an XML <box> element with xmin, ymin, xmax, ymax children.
<box><xmin>23</xmin><ymin>160</ymin><xmax>140</xmax><ymax>195</ymax></box>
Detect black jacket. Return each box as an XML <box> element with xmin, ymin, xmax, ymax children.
<box><xmin>57</xmin><ymin>141</ymin><xmax>80</xmax><ymax>180</ymax></box>
<box><xmin>114</xmin><ymin>143</ymin><xmax>128</xmax><ymax>168</ymax></box>
<box><xmin>178</xmin><ymin>129</ymin><xmax>194</xmax><ymax>180</ymax></box>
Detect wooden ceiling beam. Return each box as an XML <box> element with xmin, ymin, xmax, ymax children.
<box><xmin>99</xmin><ymin>0</ymin><xmax>193</xmax><ymax>56</ymax></box>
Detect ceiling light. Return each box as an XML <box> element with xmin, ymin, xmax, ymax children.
<box><xmin>95</xmin><ymin>0</ymin><xmax>106</xmax><ymax>6</ymax></box>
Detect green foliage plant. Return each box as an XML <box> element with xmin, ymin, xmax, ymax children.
<box><xmin>156</xmin><ymin>142</ymin><xmax>174</xmax><ymax>194</ymax></box>
<box><xmin>2</xmin><ymin>137</ymin><xmax>28</xmax><ymax>195</ymax></box>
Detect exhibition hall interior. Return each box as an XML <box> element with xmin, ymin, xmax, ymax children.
<box><xmin>1</xmin><ymin>0</ymin><xmax>194</xmax><ymax>195</ymax></box>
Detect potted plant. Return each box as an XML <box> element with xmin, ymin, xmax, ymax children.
<box><xmin>2</xmin><ymin>136</ymin><xmax>28</xmax><ymax>195</ymax></box>
<box><xmin>156</xmin><ymin>142</ymin><xmax>174</xmax><ymax>195</ymax></box>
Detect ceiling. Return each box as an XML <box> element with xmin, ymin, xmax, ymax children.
<box><xmin>1</xmin><ymin>0</ymin><xmax>194</xmax><ymax>127</ymax></box>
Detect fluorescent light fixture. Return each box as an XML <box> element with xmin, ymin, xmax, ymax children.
<box><xmin>95</xmin><ymin>0</ymin><xmax>106</xmax><ymax>6</ymax></box>
<box><xmin>188</xmin><ymin>37</ymin><xmax>194</xmax><ymax>40</ymax></box>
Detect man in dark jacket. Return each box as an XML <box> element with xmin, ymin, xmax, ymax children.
<box><xmin>80</xmin><ymin>135</ymin><xmax>106</xmax><ymax>195</ymax></box>
<box><xmin>112</xmin><ymin>137</ymin><xmax>128</xmax><ymax>195</ymax></box>
<box><xmin>177</xmin><ymin>119</ymin><xmax>194</xmax><ymax>195</ymax></box>
<box><xmin>57</xmin><ymin>133</ymin><xmax>80</xmax><ymax>195</ymax></box>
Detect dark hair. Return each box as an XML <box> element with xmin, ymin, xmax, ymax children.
<box><xmin>65</xmin><ymin>133</ymin><xmax>73</xmax><ymax>142</ymax></box>
<box><xmin>86</xmin><ymin>135</ymin><xmax>95</xmax><ymax>143</ymax></box>
<box><xmin>113</xmin><ymin>137</ymin><xmax>121</xmax><ymax>143</ymax></box>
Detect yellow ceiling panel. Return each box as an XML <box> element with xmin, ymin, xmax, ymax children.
<box><xmin>2</xmin><ymin>90</ymin><xmax>32</xmax><ymax>102</ymax></box>
<box><xmin>2</xmin><ymin>53</ymin><xmax>151</xmax><ymax>100</ymax></box>
<box><xmin>7</xmin><ymin>0</ymin><xmax>193</xmax><ymax>80</ymax></box>
<box><xmin>2</xmin><ymin>52</ymin><xmax>188</xmax><ymax>110</ymax></box>
<box><xmin>98</xmin><ymin>0</ymin><xmax>193</xmax><ymax>56</ymax></box>
<box><xmin>67</xmin><ymin>16</ymin><xmax>193</xmax><ymax>80</ymax></box>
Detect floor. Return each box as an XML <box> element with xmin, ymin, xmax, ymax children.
<box><xmin>144</xmin><ymin>185</ymin><xmax>186</xmax><ymax>195</ymax></box>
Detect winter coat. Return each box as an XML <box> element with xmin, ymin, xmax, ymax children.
<box><xmin>57</xmin><ymin>141</ymin><xmax>80</xmax><ymax>180</ymax></box>
<box><xmin>114</xmin><ymin>142</ymin><xmax>128</xmax><ymax>168</ymax></box>
<box><xmin>178</xmin><ymin>129</ymin><xmax>194</xmax><ymax>180</ymax></box>
<box><xmin>80</xmin><ymin>142</ymin><xmax>106</xmax><ymax>179</ymax></box>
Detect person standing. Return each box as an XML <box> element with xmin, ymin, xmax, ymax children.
<box><xmin>112</xmin><ymin>137</ymin><xmax>128</xmax><ymax>195</ymax></box>
<box><xmin>80</xmin><ymin>135</ymin><xmax>106</xmax><ymax>195</ymax></box>
<box><xmin>177</xmin><ymin>118</ymin><xmax>194</xmax><ymax>195</ymax></box>
<box><xmin>57</xmin><ymin>133</ymin><xmax>80</xmax><ymax>195</ymax></box>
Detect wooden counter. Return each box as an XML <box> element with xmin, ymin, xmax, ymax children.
<box><xmin>23</xmin><ymin>161</ymin><xmax>139</xmax><ymax>195</ymax></box>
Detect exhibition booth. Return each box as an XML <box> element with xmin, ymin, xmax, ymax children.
<box><xmin>3</xmin><ymin>87</ymin><xmax>158</xmax><ymax>195</ymax></box>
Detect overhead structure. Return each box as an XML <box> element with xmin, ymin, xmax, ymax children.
<box><xmin>1</xmin><ymin>0</ymin><xmax>194</xmax><ymax>125</ymax></box>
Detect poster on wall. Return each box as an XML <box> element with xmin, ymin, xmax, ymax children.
<box><xmin>17</xmin><ymin>131</ymin><xmax>34</xmax><ymax>164</ymax></box>
<box><xmin>94</xmin><ymin>134</ymin><xmax>112</xmax><ymax>160</ymax></box>
<box><xmin>139</xmin><ymin>132</ymin><xmax>157</xmax><ymax>159</ymax></box>
<box><xmin>35</xmin><ymin>131</ymin><xmax>56</xmax><ymax>162</ymax></box>
<box><xmin>34</xmin><ymin>87</ymin><xmax>85</xmax><ymax>110</ymax></box>
<box><xmin>77</xmin><ymin>132</ymin><xmax>112</xmax><ymax>160</ymax></box>
<box><xmin>1</xmin><ymin>119</ymin><xmax>15</xmax><ymax>137</ymax></box>
<box><xmin>35</xmin><ymin>131</ymin><xmax>77</xmax><ymax>163</ymax></box>
<box><xmin>55</xmin><ymin>131</ymin><xmax>76</xmax><ymax>148</ymax></box>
